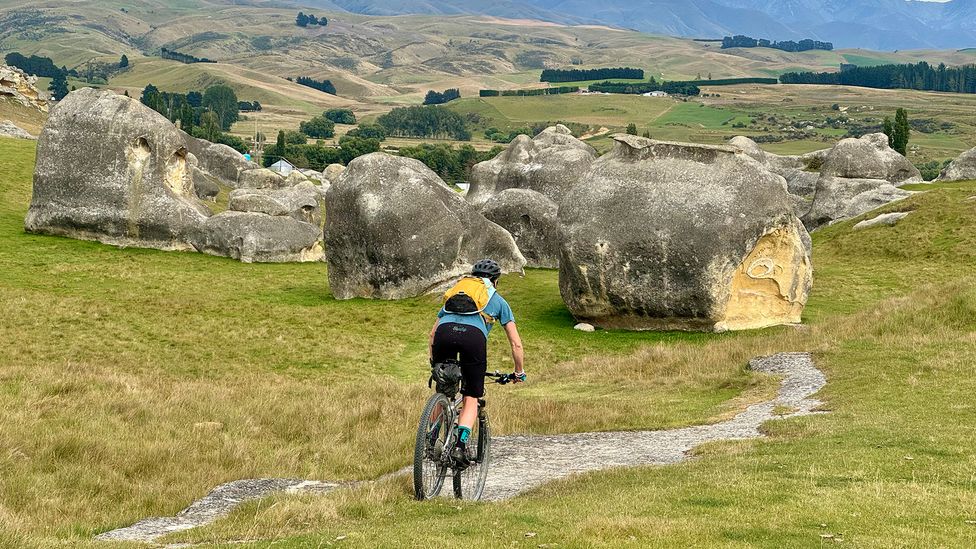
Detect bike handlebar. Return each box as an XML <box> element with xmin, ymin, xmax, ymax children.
<box><xmin>485</xmin><ymin>370</ymin><xmax>525</xmax><ymax>385</ymax></box>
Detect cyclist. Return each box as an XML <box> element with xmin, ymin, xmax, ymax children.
<box><xmin>429</xmin><ymin>259</ymin><xmax>526</xmax><ymax>465</ymax></box>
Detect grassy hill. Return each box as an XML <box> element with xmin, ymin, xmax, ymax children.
<box><xmin>2</xmin><ymin>135</ymin><xmax>976</xmax><ymax>546</ymax></box>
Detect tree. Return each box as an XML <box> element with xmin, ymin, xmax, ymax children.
<box><xmin>186</xmin><ymin>91</ymin><xmax>203</xmax><ymax>108</ymax></box>
<box><xmin>178</xmin><ymin>103</ymin><xmax>196</xmax><ymax>132</ymax></box>
<box><xmin>299</xmin><ymin>116</ymin><xmax>336</xmax><ymax>139</ymax></box>
<box><xmin>892</xmin><ymin>108</ymin><xmax>910</xmax><ymax>156</ymax></box>
<box><xmin>119</xmin><ymin>54</ymin><xmax>129</xmax><ymax>69</ymax></box>
<box><xmin>202</xmin><ymin>85</ymin><xmax>239</xmax><ymax>131</ymax></box>
<box><xmin>323</xmin><ymin>108</ymin><xmax>356</xmax><ymax>124</ymax></box>
<box><xmin>285</xmin><ymin>131</ymin><xmax>309</xmax><ymax>145</ymax></box>
<box><xmin>48</xmin><ymin>72</ymin><xmax>69</xmax><ymax>100</ymax></box>
<box><xmin>140</xmin><ymin>84</ymin><xmax>160</xmax><ymax>107</ymax></box>
<box><xmin>346</xmin><ymin>123</ymin><xmax>387</xmax><ymax>140</ymax></box>
<box><xmin>626</xmin><ymin>123</ymin><xmax>638</xmax><ymax>135</ymax></box>
<box><xmin>882</xmin><ymin>117</ymin><xmax>894</xmax><ymax>147</ymax></box>
<box><xmin>296</xmin><ymin>12</ymin><xmax>309</xmax><ymax>27</ymax></box>
<box><xmin>199</xmin><ymin>111</ymin><xmax>221</xmax><ymax>142</ymax></box>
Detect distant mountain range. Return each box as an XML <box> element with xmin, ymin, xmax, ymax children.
<box><xmin>303</xmin><ymin>0</ymin><xmax>976</xmax><ymax>50</ymax></box>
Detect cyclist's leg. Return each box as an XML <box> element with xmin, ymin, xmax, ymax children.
<box><xmin>457</xmin><ymin>327</ymin><xmax>488</xmax><ymax>433</ymax></box>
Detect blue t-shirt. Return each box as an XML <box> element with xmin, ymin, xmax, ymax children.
<box><xmin>438</xmin><ymin>291</ymin><xmax>515</xmax><ymax>339</ymax></box>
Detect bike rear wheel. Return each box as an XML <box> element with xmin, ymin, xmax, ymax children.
<box><xmin>414</xmin><ymin>393</ymin><xmax>451</xmax><ymax>500</ymax></box>
<box><xmin>453</xmin><ymin>412</ymin><xmax>491</xmax><ymax>500</ymax></box>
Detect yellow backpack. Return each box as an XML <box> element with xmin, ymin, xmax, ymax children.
<box><xmin>442</xmin><ymin>276</ymin><xmax>497</xmax><ymax>326</ymax></box>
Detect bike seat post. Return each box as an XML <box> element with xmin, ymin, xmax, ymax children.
<box><xmin>477</xmin><ymin>398</ymin><xmax>486</xmax><ymax>409</ymax></box>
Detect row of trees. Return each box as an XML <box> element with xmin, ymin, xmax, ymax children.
<box><xmin>780</xmin><ymin>62</ymin><xmax>976</xmax><ymax>94</ymax></box>
<box><xmin>540</xmin><ymin>67</ymin><xmax>644</xmax><ymax>83</ymax></box>
<box><xmin>141</xmin><ymin>84</ymin><xmax>245</xmax><ymax>149</ymax></box>
<box><xmin>296</xmin><ymin>12</ymin><xmax>328</xmax><ymax>27</ymax></box>
<box><xmin>239</xmin><ymin>101</ymin><xmax>263</xmax><ymax>112</ymax></box>
<box><xmin>423</xmin><ymin>88</ymin><xmax>461</xmax><ymax>105</ymax></box>
<box><xmin>324</xmin><ymin>108</ymin><xmax>356</xmax><ymax>124</ymax></box>
<box><xmin>262</xmin><ymin>131</ymin><xmax>380</xmax><ymax>170</ymax></box>
<box><xmin>589</xmin><ymin>79</ymin><xmax>700</xmax><ymax>96</ymax></box>
<box><xmin>293</xmin><ymin>76</ymin><xmax>337</xmax><ymax>95</ymax></box>
<box><xmin>297</xmin><ymin>109</ymin><xmax>358</xmax><ymax>137</ymax></box>
<box><xmin>480</xmin><ymin>86</ymin><xmax>579</xmax><ymax>97</ymax></box>
<box><xmin>160</xmin><ymin>48</ymin><xmax>214</xmax><ymax>64</ymax></box>
<box><xmin>376</xmin><ymin>105</ymin><xmax>471</xmax><ymax>140</ymax></box>
<box><xmin>4</xmin><ymin>52</ymin><xmax>67</xmax><ymax>78</ymax></box>
<box><xmin>721</xmin><ymin>35</ymin><xmax>833</xmax><ymax>52</ymax></box>
<box><xmin>398</xmin><ymin>144</ymin><xmax>504</xmax><ymax>184</ymax></box>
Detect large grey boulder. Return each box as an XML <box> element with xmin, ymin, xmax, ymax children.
<box><xmin>322</xmin><ymin>163</ymin><xmax>345</xmax><ymax>184</ymax></box>
<box><xmin>239</xmin><ymin>168</ymin><xmax>286</xmax><ymax>189</ymax></box>
<box><xmin>802</xmin><ymin>176</ymin><xmax>912</xmax><ymax>229</ymax></box>
<box><xmin>466</xmin><ymin>124</ymin><xmax>597</xmax><ymax>207</ymax></box>
<box><xmin>228</xmin><ymin>186</ymin><xmax>321</xmax><ymax>225</ymax></box>
<box><xmin>192</xmin><ymin>167</ymin><xmax>221</xmax><ymax>202</ymax></box>
<box><xmin>558</xmin><ymin>135</ymin><xmax>812</xmax><ymax>332</ymax></box>
<box><xmin>481</xmin><ymin>189</ymin><xmax>560</xmax><ymax>269</ymax></box>
<box><xmin>190</xmin><ymin>211</ymin><xmax>323</xmax><ymax>263</ymax></box>
<box><xmin>26</xmin><ymin>88</ymin><xmax>210</xmax><ymax>250</ymax></box>
<box><xmin>936</xmin><ymin>147</ymin><xmax>976</xmax><ymax>182</ymax></box>
<box><xmin>820</xmin><ymin>133</ymin><xmax>921</xmax><ymax>184</ymax></box>
<box><xmin>325</xmin><ymin>153</ymin><xmax>526</xmax><ymax>300</ymax></box>
<box><xmin>181</xmin><ymin>132</ymin><xmax>259</xmax><ymax>188</ymax></box>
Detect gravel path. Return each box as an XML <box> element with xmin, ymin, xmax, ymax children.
<box><xmin>96</xmin><ymin>352</ymin><xmax>824</xmax><ymax>543</ymax></box>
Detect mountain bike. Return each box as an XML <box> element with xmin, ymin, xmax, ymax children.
<box><xmin>413</xmin><ymin>365</ymin><xmax>516</xmax><ymax>501</ymax></box>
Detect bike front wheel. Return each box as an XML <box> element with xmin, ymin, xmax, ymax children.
<box><xmin>453</xmin><ymin>412</ymin><xmax>491</xmax><ymax>500</ymax></box>
<box><xmin>414</xmin><ymin>393</ymin><xmax>451</xmax><ymax>500</ymax></box>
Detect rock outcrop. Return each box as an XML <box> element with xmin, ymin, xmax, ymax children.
<box><xmin>229</xmin><ymin>186</ymin><xmax>321</xmax><ymax>225</ymax></box>
<box><xmin>936</xmin><ymin>147</ymin><xmax>976</xmax><ymax>182</ymax></box>
<box><xmin>558</xmin><ymin>135</ymin><xmax>812</xmax><ymax>332</ymax></box>
<box><xmin>322</xmin><ymin>164</ymin><xmax>345</xmax><ymax>184</ymax></box>
<box><xmin>190</xmin><ymin>212</ymin><xmax>323</xmax><ymax>263</ymax></box>
<box><xmin>820</xmin><ymin>133</ymin><xmax>921</xmax><ymax>184</ymax></box>
<box><xmin>0</xmin><ymin>120</ymin><xmax>34</xmax><ymax>139</ymax></box>
<box><xmin>481</xmin><ymin>189</ymin><xmax>560</xmax><ymax>269</ymax></box>
<box><xmin>182</xmin><ymin>132</ymin><xmax>259</xmax><ymax>188</ymax></box>
<box><xmin>802</xmin><ymin>176</ymin><xmax>912</xmax><ymax>229</ymax></box>
<box><xmin>466</xmin><ymin>125</ymin><xmax>597</xmax><ymax>207</ymax></box>
<box><xmin>238</xmin><ymin>168</ymin><xmax>286</xmax><ymax>189</ymax></box>
<box><xmin>0</xmin><ymin>65</ymin><xmax>47</xmax><ymax>112</ymax></box>
<box><xmin>325</xmin><ymin>153</ymin><xmax>525</xmax><ymax>300</ymax></box>
<box><xmin>26</xmin><ymin>88</ymin><xmax>209</xmax><ymax>250</ymax></box>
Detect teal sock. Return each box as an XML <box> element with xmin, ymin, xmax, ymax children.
<box><xmin>457</xmin><ymin>426</ymin><xmax>471</xmax><ymax>445</ymax></box>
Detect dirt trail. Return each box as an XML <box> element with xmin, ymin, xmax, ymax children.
<box><xmin>96</xmin><ymin>353</ymin><xmax>824</xmax><ymax>543</ymax></box>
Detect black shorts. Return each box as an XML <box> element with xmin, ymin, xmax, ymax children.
<box><xmin>432</xmin><ymin>322</ymin><xmax>488</xmax><ymax>398</ymax></box>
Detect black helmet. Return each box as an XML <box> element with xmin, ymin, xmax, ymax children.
<box><xmin>472</xmin><ymin>258</ymin><xmax>502</xmax><ymax>279</ymax></box>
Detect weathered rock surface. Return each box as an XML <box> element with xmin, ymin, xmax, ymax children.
<box><xmin>820</xmin><ymin>133</ymin><xmax>921</xmax><ymax>184</ymax></box>
<box><xmin>228</xmin><ymin>186</ymin><xmax>321</xmax><ymax>225</ymax></box>
<box><xmin>0</xmin><ymin>65</ymin><xmax>47</xmax><ymax>112</ymax></box>
<box><xmin>26</xmin><ymin>88</ymin><xmax>210</xmax><ymax>250</ymax></box>
<box><xmin>325</xmin><ymin>153</ymin><xmax>525</xmax><ymax>300</ymax></box>
<box><xmin>480</xmin><ymin>189</ymin><xmax>560</xmax><ymax>269</ymax></box>
<box><xmin>558</xmin><ymin>135</ymin><xmax>812</xmax><ymax>332</ymax></box>
<box><xmin>853</xmin><ymin>211</ymin><xmax>910</xmax><ymax>230</ymax></box>
<box><xmin>802</xmin><ymin>176</ymin><xmax>913</xmax><ymax>229</ymax></box>
<box><xmin>936</xmin><ymin>147</ymin><xmax>976</xmax><ymax>182</ymax></box>
<box><xmin>467</xmin><ymin>124</ymin><xmax>597</xmax><ymax>206</ymax></box>
<box><xmin>322</xmin><ymin>163</ymin><xmax>345</xmax><ymax>183</ymax></box>
<box><xmin>190</xmin><ymin>211</ymin><xmax>323</xmax><ymax>263</ymax></box>
<box><xmin>238</xmin><ymin>168</ymin><xmax>286</xmax><ymax>189</ymax></box>
<box><xmin>0</xmin><ymin>120</ymin><xmax>34</xmax><ymax>139</ymax></box>
<box><xmin>781</xmin><ymin>168</ymin><xmax>819</xmax><ymax>198</ymax></box>
<box><xmin>181</xmin><ymin>132</ymin><xmax>259</xmax><ymax>188</ymax></box>
<box><xmin>191</xmin><ymin>167</ymin><xmax>220</xmax><ymax>201</ymax></box>
<box><xmin>284</xmin><ymin>171</ymin><xmax>308</xmax><ymax>187</ymax></box>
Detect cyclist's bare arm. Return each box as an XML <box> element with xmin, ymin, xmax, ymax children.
<box><xmin>503</xmin><ymin>321</ymin><xmax>525</xmax><ymax>376</ymax></box>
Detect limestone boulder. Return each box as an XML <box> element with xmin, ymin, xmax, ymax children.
<box><xmin>322</xmin><ymin>163</ymin><xmax>345</xmax><ymax>183</ymax></box>
<box><xmin>181</xmin><ymin>132</ymin><xmax>259</xmax><ymax>187</ymax></box>
<box><xmin>26</xmin><ymin>88</ymin><xmax>210</xmax><ymax>250</ymax></box>
<box><xmin>0</xmin><ymin>120</ymin><xmax>34</xmax><ymax>139</ymax></box>
<box><xmin>558</xmin><ymin>135</ymin><xmax>812</xmax><ymax>332</ymax></box>
<box><xmin>0</xmin><ymin>64</ymin><xmax>47</xmax><ymax>112</ymax></box>
<box><xmin>820</xmin><ymin>133</ymin><xmax>921</xmax><ymax>184</ymax></box>
<box><xmin>190</xmin><ymin>211</ymin><xmax>323</xmax><ymax>263</ymax></box>
<box><xmin>284</xmin><ymin>171</ymin><xmax>309</xmax><ymax>187</ymax></box>
<box><xmin>192</xmin><ymin>167</ymin><xmax>221</xmax><ymax>201</ymax></box>
<box><xmin>325</xmin><ymin>152</ymin><xmax>526</xmax><ymax>300</ymax></box>
<box><xmin>239</xmin><ymin>168</ymin><xmax>286</xmax><ymax>189</ymax></box>
<box><xmin>228</xmin><ymin>186</ymin><xmax>321</xmax><ymax>225</ymax></box>
<box><xmin>936</xmin><ymin>147</ymin><xmax>976</xmax><ymax>182</ymax></box>
<box><xmin>802</xmin><ymin>176</ymin><xmax>913</xmax><ymax>229</ymax></box>
<box><xmin>728</xmin><ymin>136</ymin><xmax>768</xmax><ymax>165</ymax></box>
<box><xmin>481</xmin><ymin>189</ymin><xmax>560</xmax><ymax>269</ymax></box>
<box><xmin>467</xmin><ymin>124</ymin><xmax>597</xmax><ymax>206</ymax></box>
